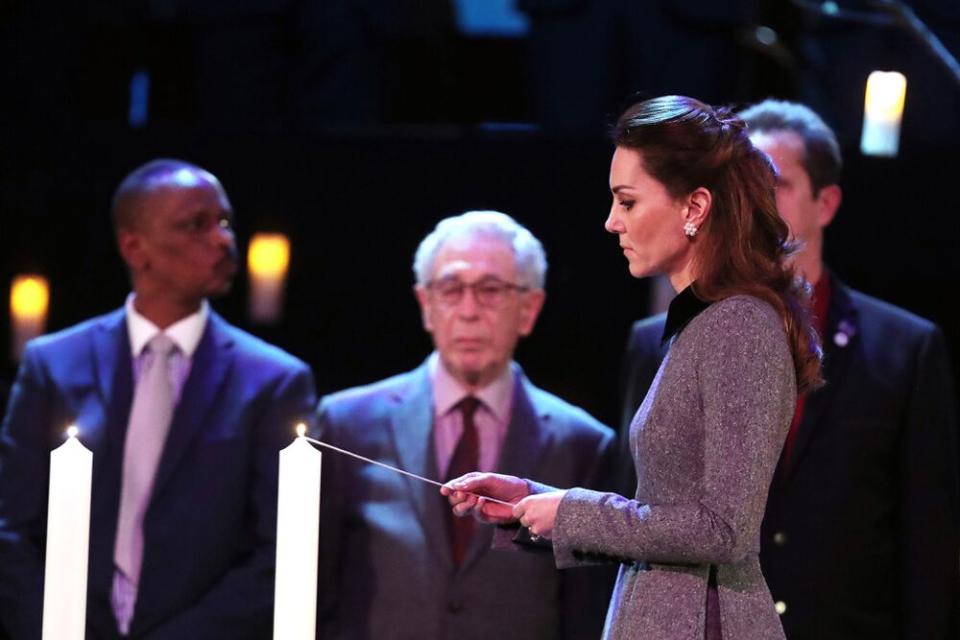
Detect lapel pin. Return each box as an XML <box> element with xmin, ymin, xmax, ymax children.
<box><xmin>833</xmin><ymin>320</ymin><xmax>856</xmax><ymax>348</ymax></box>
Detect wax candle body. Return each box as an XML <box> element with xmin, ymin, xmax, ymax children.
<box><xmin>274</xmin><ymin>436</ymin><xmax>322</xmax><ymax>640</ymax></box>
<box><xmin>42</xmin><ymin>435</ymin><xmax>93</xmax><ymax>640</ymax></box>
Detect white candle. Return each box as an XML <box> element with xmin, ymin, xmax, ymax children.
<box><xmin>274</xmin><ymin>424</ymin><xmax>322</xmax><ymax>640</ymax></box>
<box><xmin>861</xmin><ymin>71</ymin><xmax>907</xmax><ymax>157</ymax></box>
<box><xmin>248</xmin><ymin>233</ymin><xmax>291</xmax><ymax>324</ymax></box>
<box><xmin>10</xmin><ymin>274</ymin><xmax>50</xmax><ymax>362</ymax></box>
<box><xmin>42</xmin><ymin>426</ymin><xmax>92</xmax><ymax>640</ymax></box>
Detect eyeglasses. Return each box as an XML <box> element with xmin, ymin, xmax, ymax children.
<box><xmin>426</xmin><ymin>277</ymin><xmax>529</xmax><ymax>308</ymax></box>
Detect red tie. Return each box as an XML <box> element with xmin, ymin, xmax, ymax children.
<box><xmin>781</xmin><ymin>275</ymin><xmax>832</xmax><ymax>473</ymax></box>
<box><xmin>445</xmin><ymin>396</ymin><xmax>480</xmax><ymax>566</ymax></box>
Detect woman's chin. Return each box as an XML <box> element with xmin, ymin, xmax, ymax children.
<box><xmin>627</xmin><ymin>262</ymin><xmax>651</xmax><ymax>280</ymax></box>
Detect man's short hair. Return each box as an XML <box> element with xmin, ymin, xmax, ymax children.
<box><xmin>112</xmin><ymin>159</ymin><xmax>221</xmax><ymax>232</ymax></box>
<box><xmin>413</xmin><ymin>210</ymin><xmax>548</xmax><ymax>289</ymax></box>
<box><xmin>739</xmin><ymin>99</ymin><xmax>842</xmax><ymax>195</ymax></box>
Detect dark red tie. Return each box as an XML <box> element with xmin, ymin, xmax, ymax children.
<box><xmin>445</xmin><ymin>396</ymin><xmax>480</xmax><ymax>566</ymax></box>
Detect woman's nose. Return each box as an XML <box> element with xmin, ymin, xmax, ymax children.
<box><xmin>604</xmin><ymin>207</ymin><xmax>622</xmax><ymax>234</ymax></box>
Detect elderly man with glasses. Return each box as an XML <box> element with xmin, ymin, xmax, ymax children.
<box><xmin>314</xmin><ymin>210</ymin><xmax>616</xmax><ymax>640</ymax></box>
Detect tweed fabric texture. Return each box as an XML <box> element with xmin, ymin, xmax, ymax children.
<box><xmin>553</xmin><ymin>295</ymin><xmax>796</xmax><ymax>640</ymax></box>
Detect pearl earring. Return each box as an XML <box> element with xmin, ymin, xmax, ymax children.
<box><xmin>683</xmin><ymin>222</ymin><xmax>698</xmax><ymax>238</ymax></box>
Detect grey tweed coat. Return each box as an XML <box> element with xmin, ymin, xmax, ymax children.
<box><xmin>552</xmin><ymin>295</ymin><xmax>795</xmax><ymax>640</ymax></box>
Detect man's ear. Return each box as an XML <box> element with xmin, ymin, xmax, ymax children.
<box><xmin>117</xmin><ymin>229</ymin><xmax>146</xmax><ymax>272</ymax></box>
<box><xmin>682</xmin><ymin>187</ymin><xmax>713</xmax><ymax>229</ymax></box>
<box><xmin>517</xmin><ymin>289</ymin><xmax>546</xmax><ymax>337</ymax></box>
<box><xmin>414</xmin><ymin>285</ymin><xmax>433</xmax><ymax>332</ymax></box>
<box><xmin>816</xmin><ymin>184</ymin><xmax>842</xmax><ymax>229</ymax></box>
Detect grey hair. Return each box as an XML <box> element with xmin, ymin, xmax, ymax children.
<box><xmin>413</xmin><ymin>210</ymin><xmax>547</xmax><ymax>289</ymax></box>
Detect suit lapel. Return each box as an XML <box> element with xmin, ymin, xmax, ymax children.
<box><xmin>495</xmin><ymin>368</ymin><xmax>551</xmax><ymax>480</ymax></box>
<box><xmin>88</xmin><ymin>309</ymin><xmax>134</xmax><ymax>610</ymax></box>
<box><xmin>151</xmin><ymin>312</ymin><xmax>233</xmax><ymax>499</ymax></box>
<box><xmin>786</xmin><ymin>278</ymin><xmax>860</xmax><ymax>480</ymax></box>
<box><xmin>386</xmin><ymin>364</ymin><xmax>454</xmax><ymax>570</ymax></box>
<box><xmin>459</xmin><ymin>367</ymin><xmax>551</xmax><ymax>572</ymax></box>
<box><xmin>90</xmin><ymin>309</ymin><xmax>133</xmax><ymax>461</ymax></box>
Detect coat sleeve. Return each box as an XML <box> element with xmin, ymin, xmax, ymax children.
<box><xmin>552</xmin><ymin>301</ymin><xmax>794</xmax><ymax>568</ymax></box>
<box><xmin>0</xmin><ymin>343</ymin><xmax>55</xmax><ymax>639</ymax></box>
<box><xmin>899</xmin><ymin>326</ymin><xmax>959</xmax><ymax>640</ymax></box>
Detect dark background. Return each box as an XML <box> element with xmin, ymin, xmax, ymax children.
<box><xmin>2</xmin><ymin>0</ymin><xmax>959</xmax><ymax>428</ymax></box>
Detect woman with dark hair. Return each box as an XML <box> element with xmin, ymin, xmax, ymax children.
<box><xmin>442</xmin><ymin>95</ymin><xmax>821</xmax><ymax>639</ymax></box>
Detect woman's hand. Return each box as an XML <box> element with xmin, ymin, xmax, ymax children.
<box><xmin>513</xmin><ymin>490</ymin><xmax>567</xmax><ymax>541</ymax></box>
<box><xmin>440</xmin><ymin>472</ymin><xmax>530</xmax><ymax>525</ymax></box>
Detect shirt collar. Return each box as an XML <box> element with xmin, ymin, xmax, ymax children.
<box><xmin>428</xmin><ymin>352</ymin><xmax>514</xmax><ymax>423</ymax></box>
<box><xmin>125</xmin><ymin>293</ymin><xmax>209</xmax><ymax>357</ymax></box>
<box><xmin>661</xmin><ymin>284</ymin><xmax>712</xmax><ymax>345</ymax></box>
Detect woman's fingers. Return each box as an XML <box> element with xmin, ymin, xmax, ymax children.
<box><xmin>441</xmin><ymin>473</ymin><xmax>533</xmax><ymax>525</ymax></box>
<box><xmin>452</xmin><ymin>493</ymin><xmax>479</xmax><ymax>516</ymax></box>
<box><xmin>446</xmin><ymin>472</ymin><xmax>499</xmax><ymax>496</ymax></box>
<box><xmin>509</xmin><ymin>491</ymin><xmax>565</xmax><ymax>540</ymax></box>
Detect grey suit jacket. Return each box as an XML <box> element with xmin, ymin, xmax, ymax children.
<box><xmin>619</xmin><ymin>277</ymin><xmax>960</xmax><ymax>639</ymax></box>
<box><xmin>551</xmin><ymin>296</ymin><xmax>795</xmax><ymax>640</ymax></box>
<box><xmin>315</xmin><ymin>359</ymin><xmax>617</xmax><ymax>640</ymax></box>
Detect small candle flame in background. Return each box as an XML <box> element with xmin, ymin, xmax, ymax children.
<box><xmin>295</xmin><ymin>423</ymin><xmax>307</xmax><ymax>438</ymax></box>
<box><xmin>861</xmin><ymin>71</ymin><xmax>907</xmax><ymax>157</ymax></box>
<box><xmin>247</xmin><ymin>233</ymin><xmax>291</xmax><ymax>325</ymax></box>
<box><xmin>10</xmin><ymin>274</ymin><xmax>50</xmax><ymax>362</ymax></box>
<box><xmin>66</xmin><ymin>425</ymin><xmax>79</xmax><ymax>439</ymax></box>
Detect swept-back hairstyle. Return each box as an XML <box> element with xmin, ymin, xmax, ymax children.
<box><xmin>613</xmin><ymin>95</ymin><xmax>822</xmax><ymax>393</ymax></box>
<box><xmin>738</xmin><ymin>99</ymin><xmax>842</xmax><ymax>195</ymax></box>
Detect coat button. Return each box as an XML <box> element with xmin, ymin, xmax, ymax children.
<box><xmin>447</xmin><ymin>601</ymin><xmax>463</xmax><ymax>613</ymax></box>
<box><xmin>773</xmin><ymin>532</ymin><xmax>787</xmax><ymax>545</ymax></box>
<box><xmin>775</xmin><ymin>601</ymin><xmax>787</xmax><ymax>615</ymax></box>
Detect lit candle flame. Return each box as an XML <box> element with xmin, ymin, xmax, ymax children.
<box><xmin>66</xmin><ymin>425</ymin><xmax>79</xmax><ymax>439</ymax></box>
<box><xmin>248</xmin><ymin>234</ymin><xmax>291</xmax><ymax>279</ymax></box>
<box><xmin>295</xmin><ymin>423</ymin><xmax>307</xmax><ymax>438</ymax></box>
<box><xmin>861</xmin><ymin>70</ymin><xmax>907</xmax><ymax>157</ymax></box>
<box><xmin>864</xmin><ymin>71</ymin><xmax>906</xmax><ymax>121</ymax></box>
<box><xmin>11</xmin><ymin>275</ymin><xmax>50</xmax><ymax>321</ymax></box>
<box><xmin>247</xmin><ymin>233</ymin><xmax>291</xmax><ymax>325</ymax></box>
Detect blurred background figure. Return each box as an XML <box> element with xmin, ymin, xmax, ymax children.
<box><xmin>0</xmin><ymin>160</ymin><xmax>317</xmax><ymax>639</ymax></box>
<box><xmin>315</xmin><ymin>211</ymin><xmax>616</xmax><ymax>640</ymax></box>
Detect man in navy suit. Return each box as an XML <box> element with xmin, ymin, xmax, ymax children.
<box><xmin>619</xmin><ymin>101</ymin><xmax>959</xmax><ymax>639</ymax></box>
<box><xmin>316</xmin><ymin>211</ymin><xmax>616</xmax><ymax>640</ymax></box>
<box><xmin>0</xmin><ymin>159</ymin><xmax>317</xmax><ymax>638</ymax></box>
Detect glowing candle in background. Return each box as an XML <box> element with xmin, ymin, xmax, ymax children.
<box><xmin>861</xmin><ymin>71</ymin><xmax>907</xmax><ymax>157</ymax></box>
<box><xmin>42</xmin><ymin>425</ymin><xmax>92</xmax><ymax>640</ymax></box>
<box><xmin>248</xmin><ymin>233</ymin><xmax>291</xmax><ymax>325</ymax></box>
<box><xmin>274</xmin><ymin>423</ymin><xmax>321</xmax><ymax>640</ymax></box>
<box><xmin>10</xmin><ymin>274</ymin><xmax>50</xmax><ymax>362</ymax></box>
